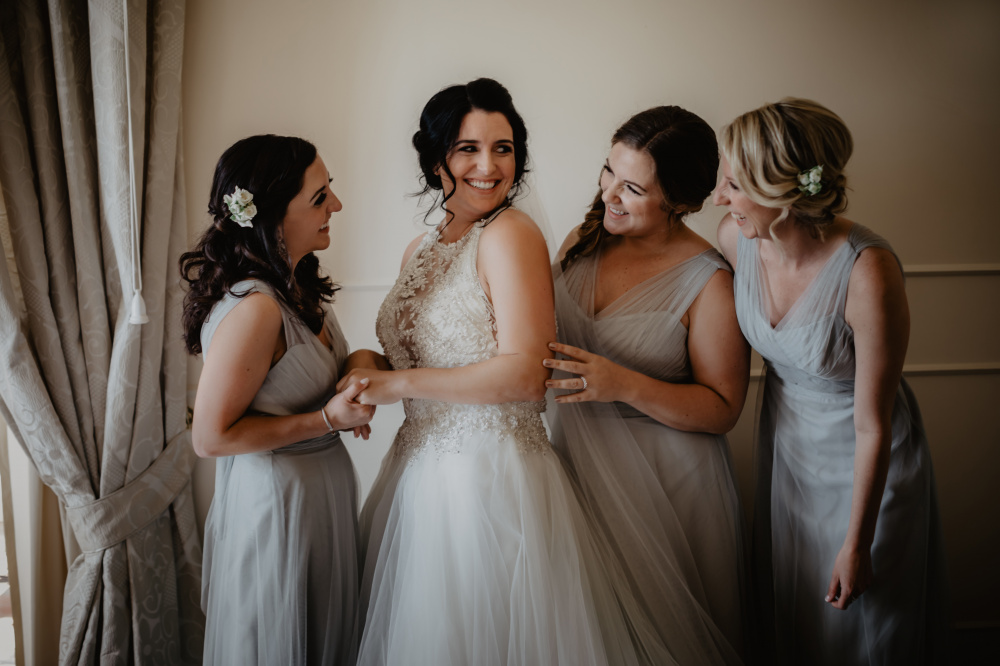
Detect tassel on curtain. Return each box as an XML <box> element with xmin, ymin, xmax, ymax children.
<box><xmin>0</xmin><ymin>0</ymin><xmax>203</xmax><ymax>662</ymax></box>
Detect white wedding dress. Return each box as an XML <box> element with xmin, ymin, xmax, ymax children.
<box><xmin>356</xmin><ymin>222</ymin><xmax>653</xmax><ymax>666</ymax></box>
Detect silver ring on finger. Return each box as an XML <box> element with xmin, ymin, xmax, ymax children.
<box><xmin>581</xmin><ymin>376</ymin><xmax>588</xmax><ymax>390</ymax></box>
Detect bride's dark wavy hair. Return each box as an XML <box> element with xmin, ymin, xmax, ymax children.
<box><xmin>412</xmin><ymin>77</ymin><xmax>530</xmax><ymax>225</ymax></box>
<box><xmin>561</xmin><ymin>106</ymin><xmax>719</xmax><ymax>270</ymax></box>
<box><xmin>180</xmin><ymin>134</ymin><xmax>338</xmax><ymax>355</ymax></box>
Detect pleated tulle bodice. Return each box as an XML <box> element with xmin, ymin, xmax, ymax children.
<box><xmin>734</xmin><ymin>224</ymin><xmax>896</xmax><ymax>393</ymax></box>
<box><xmin>557</xmin><ymin>248</ymin><xmax>732</xmax><ymax>384</ymax></box>
<box><xmin>375</xmin><ymin>223</ymin><xmax>547</xmax><ymax>460</ymax></box>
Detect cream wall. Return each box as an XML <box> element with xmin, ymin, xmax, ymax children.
<box><xmin>182</xmin><ymin>0</ymin><xmax>1000</xmax><ymax>626</ymax></box>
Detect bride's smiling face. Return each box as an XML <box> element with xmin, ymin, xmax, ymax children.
<box><xmin>438</xmin><ymin>110</ymin><xmax>516</xmax><ymax>225</ymax></box>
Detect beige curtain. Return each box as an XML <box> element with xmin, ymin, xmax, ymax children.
<box><xmin>0</xmin><ymin>120</ymin><xmax>66</xmax><ymax>666</ymax></box>
<box><xmin>0</xmin><ymin>420</ymin><xmax>68</xmax><ymax>666</ymax></box>
<box><xmin>0</xmin><ymin>0</ymin><xmax>202</xmax><ymax>663</ymax></box>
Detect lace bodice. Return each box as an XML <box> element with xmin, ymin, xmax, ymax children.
<box><xmin>375</xmin><ymin>223</ymin><xmax>548</xmax><ymax>460</ymax></box>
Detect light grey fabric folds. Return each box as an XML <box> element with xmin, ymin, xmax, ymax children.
<box><xmin>550</xmin><ymin>248</ymin><xmax>746</xmax><ymax>665</ymax></box>
<box><xmin>0</xmin><ymin>1</ymin><xmax>202</xmax><ymax>663</ymax></box>
<box><xmin>199</xmin><ymin>281</ymin><xmax>360</xmax><ymax>666</ymax></box>
<box><xmin>734</xmin><ymin>224</ymin><xmax>949</xmax><ymax>664</ymax></box>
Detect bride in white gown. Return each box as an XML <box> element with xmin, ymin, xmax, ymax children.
<box><xmin>340</xmin><ymin>79</ymin><xmax>666</xmax><ymax>666</ymax></box>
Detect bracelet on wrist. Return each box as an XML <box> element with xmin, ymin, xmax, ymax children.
<box><xmin>320</xmin><ymin>406</ymin><xmax>334</xmax><ymax>432</ymax></box>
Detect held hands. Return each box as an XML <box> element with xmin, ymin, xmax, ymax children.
<box><xmin>825</xmin><ymin>543</ymin><xmax>873</xmax><ymax>610</ymax></box>
<box><xmin>336</xmin><ymin>368</ymin><xmax>404</xmax><ymax>406</ymax></box>
<box><xmin>543</xmin><ymin>342</ymin><xmax>631</xmax><ymax>404</ymax></box>
<box><xmin>324</xmin><ymin>377</ymin><xmax>376</xmax><ymax>440</ymax></box>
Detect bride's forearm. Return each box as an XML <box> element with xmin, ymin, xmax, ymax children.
<box><xmin>398</xmin><ymin>352</ymin><xmax>550</xmax><ymax>404</ymax></box>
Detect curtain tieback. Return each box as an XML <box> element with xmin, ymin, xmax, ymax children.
<box><xmin>64</xmin><ymin>431</ymin><xmax>197</xmax><ymax>553</ymax></box>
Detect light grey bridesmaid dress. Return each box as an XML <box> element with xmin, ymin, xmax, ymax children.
<box><xmin>550</xmin><ymin>247</ymin><xmax>746</xmax><ymax>665</ymax></box>
<box><xmin>200</xmin><ymin>280</ymin><xmax>360</xmax><ymax>665</ymax></box>
<box><xmin>734</xmin><ymin>224</ymin><xmax>948</xmax><ymax>664</ymax></box>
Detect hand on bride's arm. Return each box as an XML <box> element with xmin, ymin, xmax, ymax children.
<box><xmin>544</xmin><ymin>342</ymin><xmax>633</xmax><ymax>403</ymax></box>
<box><xmin>337</xmin><ymin>368</ymin><xmax>405</xmax><ymax>405</ymax></box>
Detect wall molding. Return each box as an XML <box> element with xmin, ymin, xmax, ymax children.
<box><xmin>904</xmin><ymin>263</ymin><xmax>1000</xmax><ymax>277</ymax></box>
<box><xmin>750</xmin><ymin>361</ymin><xmax>1000</xmax><ymax>380</ymax></box>
<box><xmin>901</xmin><ymin>362</ymin><xmax>1000</xmax><ymax>376</ymax></box>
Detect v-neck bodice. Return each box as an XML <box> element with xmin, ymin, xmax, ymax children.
<box><xmin>557</xmin><ymin>248</ymin><xmax>731</xmax><ymax>384</ymax></box>
<box><xmin>734</xmin><ymin>223</ymin><xmax>897</xmax><ymax>390</ymax></box>
<box><xmin>756</xmin><ymin>234</ymin><xmax>853</xmax><ymax>329</ymax></box>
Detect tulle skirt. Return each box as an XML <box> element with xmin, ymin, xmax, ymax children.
<box><xmin>607</xmin><ymin>413</ymin><xmax>745</xmax><ymax>652</ymax></box>
<box><xmin>550</xmin><ymin>400</ymin><xmax>746</xmax><ymax>666</ymax></box>
<box><xmin>202</xmin><ymin>436</ymin><xmax>361</xmax><ymax>665</ymax></box>
<box><xmin>755</xmin><ymin>375</ymin><xmax>949</xmax><ymax>664</ymax></box>
<box><xmin>356</xmin><ymin>423</ymin><xmax>641</xmax><ymax>666</ymax></box>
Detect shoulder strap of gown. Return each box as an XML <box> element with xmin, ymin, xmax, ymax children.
<box><xmin>200</xmin><ymin>280</ymin><xmax>293</xmax><ymax>357</ymax></box>
<box><xmin>832</xmin><ymin>223</ymin><xmax>905</xmax><ymax>317</ymax></box>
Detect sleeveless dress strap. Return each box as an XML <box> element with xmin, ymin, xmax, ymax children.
<box><xmin>667</xmin><ymin>249</ymin><xmax>732</xmax><ymax>316</ymax></box>
<box><xmin>831</xmin><ymin>224</ymin><xmax>905</xmax><ymax>318</ymax></box>
<box><xmin>200</xmin><ymin>280</ymin><xmax>296</xmax><ymax>356</ymax></box>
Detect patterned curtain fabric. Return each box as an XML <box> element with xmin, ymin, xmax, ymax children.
<box><xmin>0</xmin><ymin>0</ymin><xmax>202</xmax><ymax>663</ymax></box>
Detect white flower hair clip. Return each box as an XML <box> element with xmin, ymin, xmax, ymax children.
<box><xmin>224</xmin><ymin>186</ymin><xmax>257</xmax><ymax>227</ymax></box>
<box><xmin>797</xmin><ymin>165</ymin><xmax>823</xmax><ymax>196</ymax></box>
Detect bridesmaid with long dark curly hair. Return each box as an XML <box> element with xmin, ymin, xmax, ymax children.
<box><xmin>180</xmin><ymin>134</ymin><xmax>376</xmax><ymax>665</ymax></box>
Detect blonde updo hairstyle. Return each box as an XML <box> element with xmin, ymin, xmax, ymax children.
<box><xmin>721</xmin><ymin>98</ymin><xmax>853</xmax><ymax>236</ymax></box>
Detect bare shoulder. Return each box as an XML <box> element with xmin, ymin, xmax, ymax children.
<box><xmin>480</xmin><ymin>208</ymin><xmax>547</xmax><ymax>251</ymax></box>
<box><xmin>230</xmin><ymin>290</ymin><xmax>282</xmax><ymax>324</ymax></box>
<box><xmin>477</xmin><ymin>209</ymin><xmax>551</xmax><ymax>291</ymax></box>
<box><xmin>399</xmin><ymin>232</ymin><xmax>427</xmax><ymax>272</ymax></box>
<box><xmin>689</xmin><ymin>264</ymin><xmax>736</xmax><ymax>314</ymax></box>
<box><xmin>209</xmin><ymin>290</ymin><xmax>283</xmax><ymax>355</ymax></box>
<box><xmin>555</xmin><ymin>223</ymin><xmax>584</xmax><ymax>263</ymax></box>
<box><xmin>849</xmin><ymin>245</ymin><xmax>904</xmax><ymax>300</ymax></box>
<box><xmin>846</xmin><ymin>244</ymin><xmax>907</xmax><ymax>333</ymax></box>
<box><xmin>716</xmin><ymin>213</ymin><xmax>739</xmax><ymax>266</ymax></box>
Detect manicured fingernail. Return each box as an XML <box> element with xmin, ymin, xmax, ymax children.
<box><xmin>361</xmin><ymin>377</ymin><xmax>370</xmax><ymax>384</ymax></box>
<box><xmin>542</xmin><ymin>359</ymin><xmax>553</xmax><ymax>367</ymax></box>
<box><xmin>824</xmin><ymin>595</ymin><xmax>831</xmax><ymax>602</ymax></box>
<box><xmin>548</xmin><ymin>342</ymin><xmax>556</xmax><ymax>349</ymax></box>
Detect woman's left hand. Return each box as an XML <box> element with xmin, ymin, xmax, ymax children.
<box><xmin>544</xmin><ymin>341</ymin><xmax>632</xmax><ymax>403</ymax></box>
<box><xmin>825</xmin><ymin>543</ymin><xmax>873</xmax><ymax>610</ymax></box>
<box><xmin>337</xmin><ymin>367</ymin><xmax>404</xmax><ymax>405</ymax></box>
